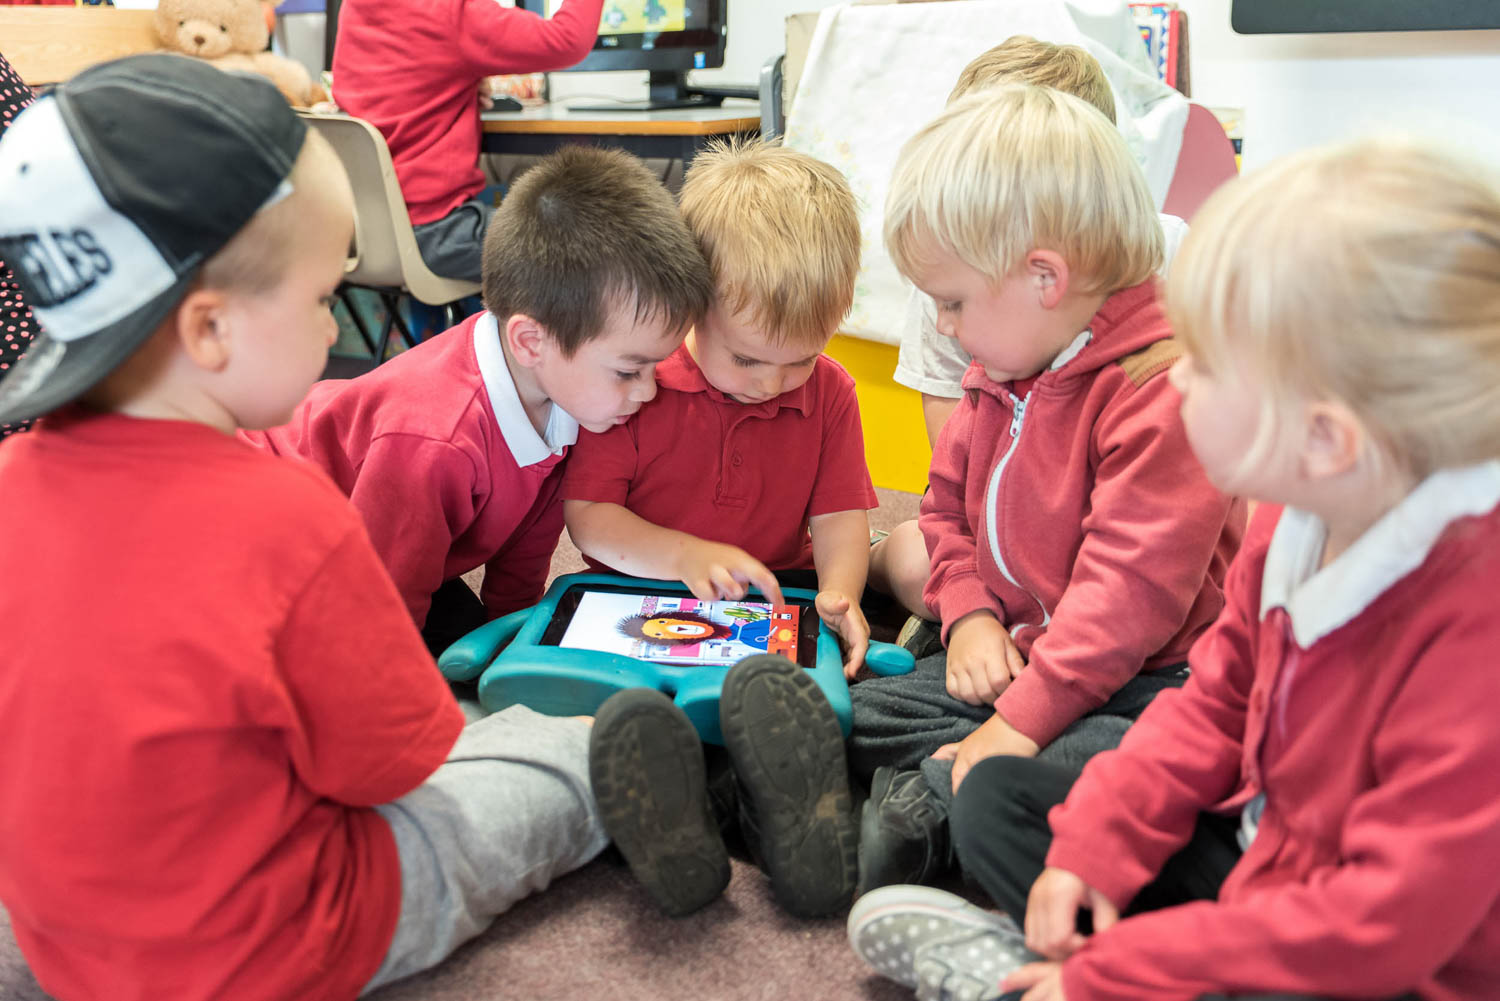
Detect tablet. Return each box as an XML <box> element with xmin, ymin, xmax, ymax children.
<box><xmin>539</xmin><ymin>581</ymin><xmax>821</xmax><ymax>670</ymax></box>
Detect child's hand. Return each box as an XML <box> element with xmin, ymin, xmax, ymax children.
<box><xmin>945</xmin><ymin>611</ymin><xmax>1026</xmax><ymax>705</ymax></box>
<box><xmin>676</xmin><ymin>539</ymin><xmax>784</xmax><ymax>606</ymax></box>
<box><xmin>1003</xmin><ymin>960</ymin><xmax>1069</xmax><ymax>1001</ymax></box>
<box><xmin>815</xmin><ymin>589</ymin><xmax>870</xmax><ymax>678</ymax></box>
<box><xmin>932</xmin><ymin>711</ymin><xmax>1039</xmax><ymax>792</ymax></box>
<box><xmin>1024</xmin><ymin>867</ymin><xmax>1118</xmax><ymax>960</ymax></box>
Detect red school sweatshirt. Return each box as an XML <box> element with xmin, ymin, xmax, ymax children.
<box><xmin>920</xmin><ymin>280</ymin><xmax>1244</xmax><ymax>747</ymax></box>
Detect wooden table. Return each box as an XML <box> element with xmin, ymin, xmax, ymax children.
<box><xmin>1</xmin><ymin>7</ymin><xmax>159</xmax><ymax>88</ymax></box>
<box><xmin>480</xmin><ymin>100</ymin><xmax>761</xmax><ymax>166</ymax></box>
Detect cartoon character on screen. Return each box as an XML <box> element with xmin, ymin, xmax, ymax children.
<box><xmin>617</xmin><ymin>610</ymin><xmax>732</xmax><ymax>648</ymax></box>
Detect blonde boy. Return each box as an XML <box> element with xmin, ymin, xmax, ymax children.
<box><xmin>0</xmin><ymin>55</ymin><xmax>605</xmax><ymax>999</ymax></box>
<box><xmin>848</xmin><ymin>85</ymin><xmax>1242</xmax><ymax>895</ymax></box>
<box><xmin>561</xmin><ymin>140</ymin><xmax>878</xmax><ymax>672</ymax></box>
<box><xmin>562</xmin><ymin>141</ymin><xmax>877</xmax><ymax>919</ymax></box>
<box><xmin>872</xmin><ymin>35</ymin><xmax>1189</xmax><ymax>619</ymax></box>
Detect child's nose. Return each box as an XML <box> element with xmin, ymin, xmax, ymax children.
<box><xmin>633</xmin><ymin>375</ymin><xmax>658</xmax><ymax>404</ymax></box>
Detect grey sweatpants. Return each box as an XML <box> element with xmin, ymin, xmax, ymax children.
<box><xmin>360</xmin><ymin>705</ymin><xmax>608</xmax><ymax>994</ymax></box>
<box><xmin>848</xmin><ymin>653</ymin><xmax>1188</xmax><ymax>807</ymax></box>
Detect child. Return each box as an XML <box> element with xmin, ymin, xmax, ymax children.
<box><xmin>0</xmin><ymin>54</ymin><xmax>606</xmax><ymax>1000</ymax></box>
<box><xmin>851</xmin><ymin>134</ymin><xmax>1500</xmax><ymax>1001</ymax></box>
<box><xmin>242</xmin><ymin>145</ymin><xmax>712</xmax><ymax>656</ymax></box>
<box><xmin>848</xmin><ymin>85</ymin><xmax>1243</xmax><ymax>896</ymax></box>
<box><xmin>561</xmin><ymin>140</ymin><xmax>878</xmax><ymax>673</ymax></box>
<box><xmin>331</xmin><ymin>0</ymin><xmax>603</xmax><ymax>282</ymax></box>
<box><xmin>871</xmin><ymin>34</ymin><xmax>1190</xmax><ymax>623</ymax></box>
<box><xmin>564</xmin><ymin>140</ymin><xmax>878</xmax><ymax>918</ymax></box>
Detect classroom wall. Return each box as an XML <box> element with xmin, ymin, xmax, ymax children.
<box><xmin>1173</xmin><ymin>0</ymin><xmax>1500</xmax><ymax>170</ymax></box>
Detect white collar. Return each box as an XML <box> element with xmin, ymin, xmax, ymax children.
<box><xmin>1261</xmin><ymin>461</ymin><xmax>1500</xmax><ymax>646</ymax></box>
<box><xmin>472</xmin><ymin>312</ymin><xmax>578</xmax><ymax>466</ymax></box>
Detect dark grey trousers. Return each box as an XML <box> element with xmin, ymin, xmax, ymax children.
<box><xmin>412</xmin><ymin>193</ymin><xmax>497</xmax><ymax>284</ymax></box>
<box><xmin>847</xmin><ymin>652</ymin><xmax>1189</xmax><ymax>805</ymax></box>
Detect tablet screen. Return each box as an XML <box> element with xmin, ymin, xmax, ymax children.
<box><xmin>541</xmin><ymin>586</ymin><xmax>817</xmax><ymax>668</ymax></box>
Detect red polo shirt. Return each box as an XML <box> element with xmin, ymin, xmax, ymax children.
<box><xmin>561</xmin><ymin>345</ymin><xmax>877</xmax><ymax>571</ymax></box>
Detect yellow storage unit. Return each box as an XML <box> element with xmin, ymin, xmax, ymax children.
<box><xmin>824</xmin><ymin>334</ymin><xmax>929</xmax><ymax>495</ymax></box>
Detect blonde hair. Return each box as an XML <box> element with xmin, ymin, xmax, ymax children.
<box><xmin>201</xmin><ymin>130</ymin><xmax>348</xmax><ymax>294</ymax></box>
<box><xmin>885</xmin><ymin>85</ymin><xmax>1162</xmax><ymax>295</ymax></box>
<box><xmin>949</xmin><ymin>34</ymin><xmax>1116</xmax><ymax>124</ymax></box>
<box><xmin>679</xmin><ymin>138</ymin><xmax>860</xmax><ymax>346</ymax></box>
<box><xmin>1166</xmin><ymin>136</ymin><xmax>1500</xmax><ymax>479</ymax></box>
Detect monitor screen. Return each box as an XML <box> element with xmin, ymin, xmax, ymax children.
<box><xmin>521</xmin><ymin>0</ymin><xmax>726</xmax><ymax>72</ymax></box>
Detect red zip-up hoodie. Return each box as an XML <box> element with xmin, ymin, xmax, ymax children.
<box><xmin>920</xmin><ymin>281</ymin><xmax>1243</xmax><ymax>747</ymax></box>
<box><xmin>332</xmin><ymin>0</ymin><xmax>603</xmax><ymax>226</ymax></box>
<box><xmin>1048</xmin><ymin>471</ymin><xmax>1500</xmax><ymax>1001</ymax></box>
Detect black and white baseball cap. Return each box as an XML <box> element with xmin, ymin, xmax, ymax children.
<box><xmin>0</xmin><ymin>53</ymin><xmax>307</xmax><ymax>425</ymax></box>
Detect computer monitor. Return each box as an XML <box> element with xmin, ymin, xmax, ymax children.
<box><xmin>518</xmin><ymin>0</ymin><xmax>735</xmax><ymax>111</ymax></box>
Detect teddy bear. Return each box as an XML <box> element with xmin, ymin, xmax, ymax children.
<box><xmin>154</xmin><ymin>0</ymin><xmax>324</xmax><ymax>108</ymax></box>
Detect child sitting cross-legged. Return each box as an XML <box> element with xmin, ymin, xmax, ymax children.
<box><xmin>851</xmin><ymin>133</ymin><xmax>1500</xmax><ymax>1001</ymax></box>
<box><xmin>846</xmin><ymin>84</ymin><xmax>1244</xmax><ymax>897</ymax></box>
<box><xmin>0</xmin><ymin>54</ymin><xmax>609</xmax><ymax>1000</ymax></box>
<box><xmin>562</xmin><ymin>140</ymin><xmax>879</xmax><ymax>920</ymax></box>
<box><xmin>243</xmin><ymin>145</ymin><xmax>712</xmax><ymax>657</ymax></box>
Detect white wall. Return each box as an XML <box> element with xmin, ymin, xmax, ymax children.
<box><xmin>1173</xmin><ymin>0</ymin><xmax>1500</xmax><ymax>170</ymax></box>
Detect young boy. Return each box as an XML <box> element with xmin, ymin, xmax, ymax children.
<box><xmin>242</xmin><ymin>145</ymin><xmax>712</xmax><ymax>656</ymax></box>
<box><xmin>332</xmin><ymin>0</ymin><xmax>604</xmax><ymax>282</ymax></box>
<box><xmin>0</xmin><ymin>54</ymin><xmax>605</xmax><ymax>1000</ymax></box>
<box><xmin>848</xmin><ymin>85</ymin><xmax>1243</xmax><ymax>895</ymax></box>
<box><xmin>562</xmin><ymin>140</ymin><xmax>878</xmax><ymax>919</ymax></box>
<box><xmin>871</xmin><ymin>35</ymin><xmax>1190</xmax><ymax>622</ymax></box>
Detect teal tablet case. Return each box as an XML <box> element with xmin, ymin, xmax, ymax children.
<box><xmin>437</xmin><ymin>572</ymin><xmax>915</xmax><ymax>744</ymax></box>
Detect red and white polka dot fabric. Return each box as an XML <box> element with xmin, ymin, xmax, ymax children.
<box><xmin>0</xmin><ymin>52</ymin><xmax>38</xmax><ymax>439</ymax></box>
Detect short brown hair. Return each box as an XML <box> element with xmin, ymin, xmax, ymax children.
<box><xmin>482</xmin><ymin>146</ymin><xmax>712</xmax><ymax>356</ymax></box>
<box><xmin>949</xmin><ymin>35</ymin><xmax>1116</xmax><ymax>124</ymax></box>
<box><xmin>679</xmin><ymin>138</ymin><xmax>859</xmax><ymax>347</ymax></box>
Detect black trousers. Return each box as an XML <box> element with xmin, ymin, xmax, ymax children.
<box><xmin>421</xmin><ymin>577</ymin><xmax>490</xmax><ymax>659</ymax></box>
<box><xmin>952</xmin><ymin>756</ymin><xmax>1420</xmax><ymax>1001</ymax></box>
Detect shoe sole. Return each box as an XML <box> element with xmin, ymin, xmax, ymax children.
<box><xmin>719</xmin><ymin>654</ymin><xmax>857</xmax><ymax>918</ymax></box>
<box><xmin>847</xmin><ymin>886</ymin><xmax>1034</xmax><ymax>998</ymax></box>
<box><xmin>589</xmin><ymin>689</ymin><xmax>730</xmax><ymax>917</ymax></box>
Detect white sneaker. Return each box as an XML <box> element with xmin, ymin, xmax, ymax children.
<box><xmin>847</xmin><ymin>885</ymin><xmax>1038</xmax><ymax>1001</ymax></box>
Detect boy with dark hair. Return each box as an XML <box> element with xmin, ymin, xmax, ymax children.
<box><xmin>244</xmin><ymin>145</ymin><xmax>713</xmax><ymax>654</ymax></box>
<box><xmin>0</xmin><ymin>53</ymin><xmax>607</xmax><ymax>1000</ymax></box>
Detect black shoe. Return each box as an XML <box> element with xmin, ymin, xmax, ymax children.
<box><xmin>855</xmin><ymin>766</ymin><xmax>951</xmax><ymax>898</ymax></box>
<box><xmin>719</xmin><ymin>654</ymin><xmax>858</xmax><ymax>918</ymax></box>
<box><xmin>897</xmin><ymin>615</ymin><xmax>944</xmax><ymax>660</ymax></box>
<box><xmin>589</xmin><ymin>689</ymin><xmax>730</xmax><ymax>917</ymax></box>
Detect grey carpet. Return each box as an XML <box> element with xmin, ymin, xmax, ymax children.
<box><xmin>0</xmin><ymin>488</ymin><xmax>925</xmax><ymax>1000</ymax></box>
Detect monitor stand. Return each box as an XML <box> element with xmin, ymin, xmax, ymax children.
<box><xmin>568</xmin><ymin>70</ymin><xmax>757</xmax><ymax>113</ymax></box>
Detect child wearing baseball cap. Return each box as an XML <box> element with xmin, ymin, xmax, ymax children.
<box><xmin>0</xmin><ymin>54</ymin><xmax>605</xmax><ymax>1000</ymax></box>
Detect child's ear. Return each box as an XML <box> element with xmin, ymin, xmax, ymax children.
<box><xmin>505</xmin><ymin>313</ymin><xmax>550</xmax><ymax>368</ymax></box>
<box><xmin>1301</xmin><ymin>400</ymin><xmax>1366</xmax><ymax>481</ymax></box>
<box><xmin>173</xmin><ymin>287</ymin><xmax>233</xmax><ymax>372</ymax></box>
<box><xmin>1025</xmin><ymin>249</ymin><xmax>1070</xmax><ymax>309</ymax></box>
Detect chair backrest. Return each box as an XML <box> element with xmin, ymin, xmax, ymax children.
<box><xmin>2</xmin><ymin>7</ymin><xmax>159</xmax><ymax>88</ymax></box>
<box><xmin>298</xmin><ymin>111</ymin><xmax>481</xmax><ymax>306</ymax></box>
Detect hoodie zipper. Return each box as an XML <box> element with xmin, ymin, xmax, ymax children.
<box><xmin>983</xmin><ymin>391</ymin><xmax>1052</xmax><ymax>634</ymax></box>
